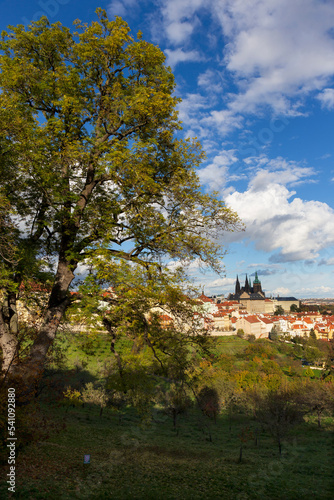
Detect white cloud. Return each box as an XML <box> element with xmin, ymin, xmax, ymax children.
<box><xmin>203</xmin><ymin>109</ymin><xmax>244</xmax><ymax>135</ymax></box>
<box><xmin>160</xmin><ymin>0</ymin><xmax>206</xmax><ymax>45</ymax></box>
<box><xmin>197</xmin><ymin>69</ymin><xmax>223</xmax><ymax>94</ymax></box>
<box><xmin>245</xmin><ymin>157</ymin><xmax>317</xmax><ymax>190</ymax></box>
<box><xmin>164</xmin><ymin>48</ymin><xmax>203</xmax><ymax>68</ymax></box>
<box><xmin>74</xmin><ymin>261</ymin><xmax>90</xmax><ymax>279</ymax></box>
<box><xmin>223</xmin><ymin>158</ymin><xmax>334</xmax><ymax>262</ymax></box>
<box><xmin>208</xmin><ymin>277</ymin><xmax>235</xmax><ymax>290</ymax></box>
<box><xmin>165</xmin><ymin>21</ymin><xmax>197</xmax><ymax>45</ymax></box>
<box><xmin>198</xmin><ymin>150</ymin><xmax>238</xmax><ymax>190</ymax></box>
<box><xmin>212</xmin><ymin>0</ymin><xmax>334</xmax><ymax>115</ymax></box>
<box><xmin>107</xmin><ymin>0</ymin><xmax>137</xmax><ymax>17</ymax></box>
<box><xmin>158</xmin><ymin>0</ymin><xmax>334</xmax><ymax>134</ymax></box>
<box><xmin>297</xmin><ymin>286</ymin><xmax>333</xmax><ymax>295</ymax></box>
<box><xmin>317</xmin><ymin>88</ymin><xmax>334</xmax><ymax>110</ymax></box>
<box><xmin>320</xmin><ymin>154</ymin><xmax>331</xmax><ymax>160</ymax></box>
<box><xmin>272</xmin><ymin>287</ymin><xmax>291</xmax><ymax>296</ymax></box>
<box><xmin>176</xmin><ymin>93</ymin><xmax>208</xmax><ymax>136</ymax></box>
<box><xmin>318</xmin><ymin>257</ymin><xmax>334</xmax><ymax>266</ymax></box>
<box><xmin>247</xmin><ymin>263</ymin><xmax>282</xmax><ymax>273</ymax></box>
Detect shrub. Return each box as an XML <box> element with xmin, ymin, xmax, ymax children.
<box><xmin>197</xmin><ymin>386</ymin><xmax>220</xmax><ymax>423</ymax></box>
<box><xmin>63</xmin><ymin>387</ymin><xmax>83</xmax><ymax>409</ymax></box>
<box><xmin>81</xmin><ymin>382</ymin><xmax>109</xmax><ymax>417</ymax></box>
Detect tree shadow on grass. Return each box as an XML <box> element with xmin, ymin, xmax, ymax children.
<box><xmin>36</xmin><ymin>366</ymin><xmax>98</xmax><ymax>404</ymax></box>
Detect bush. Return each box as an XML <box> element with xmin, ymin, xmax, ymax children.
<box><xmin>63</xmin><ymin>387</ymin><xmax>83</xmax><ymax>409</ymax></box>
<box><xmin>81</xmin><ymin>382</ymin><xmax>108</xmax><ymax>417</ymax></box>
<box><xmin>198</xmin><ymin>386</ymin><xmax>220</xmax><ymax>423</ymax></box>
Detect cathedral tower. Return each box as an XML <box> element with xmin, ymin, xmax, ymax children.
<box><xmin>235</xmin><ymin>275</ymin><xmax>241</xmax><ymax>295</ymax></box>
<box><xmin>244</xmin><ymin>274</ymin><xmax>250</xmax><ymax>294</ymax></box>
<box><xmin>253</xmin><ymin>271</ymin><xmax>262</xmax><ymax>294</ymax></box>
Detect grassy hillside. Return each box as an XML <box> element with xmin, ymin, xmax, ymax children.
<box><xmin>1</xmin><ymin>402</ymin><xmax>333</xmax><ymax>499</ymax></box>
<box><xmin>1</xmin><ymin>334</ymin><xmax>333</xmax><ymax>499</ymax></box>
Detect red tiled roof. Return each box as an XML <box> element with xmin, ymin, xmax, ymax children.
<box><xmin>159</xmin><ymin>314</ymin><xmax>173</xmax><ymax>322</ymax></box>
<box><xmin>244</xmin><ymin>315</ymin><xmax>261</xmax><ymax>324</ymax></box>
<box><xmin>198</xmin><ymin>294</ymin><xmax>214</xmax><ymax>303</ymax></box>
<box><xmin>260</xmin><ymin>317</ymin><xmax>274</xmax><ymax>324</ymax></box>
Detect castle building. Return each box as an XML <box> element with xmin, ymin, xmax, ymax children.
<box><xmin>229</xmin><ymin>272</ymin><xmax>265</xmax><ymax>299</ymax></box>
<box><xmin>228</xmin><ymin>273</ymin><xmax>299</xmax><ymax>314</ymax></box>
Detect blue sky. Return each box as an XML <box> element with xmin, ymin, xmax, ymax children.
<box><xmin>2</xmin><ymin>0</ymin><xmax>334</xmax><ymax>298</ymax></box>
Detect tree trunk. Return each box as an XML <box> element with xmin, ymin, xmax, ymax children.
<box><xmin>207</xmin><ymin>428</ymin><xmax>212</xmax><ymax>442</ymax></box>
<box><xmin>103</xmin><ymin>318</ymin><xmax>125</xmax><ymax>383</ymax></box>
<box><xmin>0</xmin><ymin>309</ymin><xmax>18</xmax><ymax>374</ymax></box>
<box><xmin>7</xmin><ymin>258</ymin><xmax>74</xmax><ymax>387</ymax></box>
<box><xmin>238</xmin><ymin>444</ymin><xmax>243</xmax><ymax>463</ymax></box>
<box><xmin>2</xmin><ymin>163</ymin><xmax>96</xmax><ymax>389</ymax></box>
<box><xmin>0</xmin><ymin>291</ymin><xmax>19</xmax><ymax>374</ymax></box>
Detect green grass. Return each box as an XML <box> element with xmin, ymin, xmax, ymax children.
<box><xmin>2</xmin><ymin>335</ymin><xmax>332</xmax><ymax>499</ymax></box>
<box><xmin>1</xmin><ymin>400</ymin><xmax>333</xmax><ymax>500</ymax></box>
<box><xmin>210</xmin><ymin>336</ymin><xmax>249</xmax><ymax>355</ymax></box>
<box><xmin>55</xmin><ymin>334</ymin><xmax>250</xmax><ymax>380</ymax></box>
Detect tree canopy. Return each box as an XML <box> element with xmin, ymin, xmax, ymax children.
<box><xmin>0</xmin><ymin>9</ymin><xmax>242</xmax><ymax>383</ymax></box>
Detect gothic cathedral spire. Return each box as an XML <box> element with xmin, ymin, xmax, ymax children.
<box><xmin>244</xmin><ymin>274</ymin><xmax>250</xmax><ymax>293</ymax></box>
<box><xmin>235</xmin><ymin>275</ymin><xmax>241</xmax><ymax>295</ymax></box>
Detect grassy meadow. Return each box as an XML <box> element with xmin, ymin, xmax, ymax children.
<box><xmin>1</xmin><ymin>335</ymin><xmax>333</xmax><ymax>499</ymax></box>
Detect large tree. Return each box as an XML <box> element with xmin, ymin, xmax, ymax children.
<box><xmin>0</xmin><ymin>9</ymin><xmax>241</xmax><ymax>383</ymax></box>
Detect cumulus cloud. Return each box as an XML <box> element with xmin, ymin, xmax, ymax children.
<box><xmin>318</xmin><ymin>257</ymin><xmax>334</xmax><ymax>266</ymax></box>
<box><xmin>272</xmin><ymin>287</ymin><xmax>291</xmax><ymax>296</ymax></box>
<box><xmin>176</xmin><ymin>93</ymin><xmax>209</xmax><ymax>138</ymax></box>
<box><xmin>198</xmin><ymin>150</ymin><xmax>239</xmax><ymax>190</ymax></box>
<box><xmin>159</xmin><ymin>0</ymin><xmax>206</xmax><ymax>45</ymax></box>
<box><xmin>197</xmin><ymin>69</ymin><xmax>224</xmax><ymax>94</ymax></box>
<box><xmin>223</xmin><ymin>158</ymin><xmax>334</xmax><ymax>262</ymax></box>
<box><xmin>250</xmin><ymin>269</ymin><xmax>279</xmax><ymax>277</ymax></box>
<box><xmin>164</xmin><ymin>48</ymin><xmax>203</xmax><ymax>68</ymax></box>
<box><xmin>203</xmin><ymin>109</ymin><xmax>244</xmax><ymax>136</ymax></box>
<box><xmin>245</xmin><ymin>157</ymin><xmax>317</xmax><ymax>190</ymax></box>
<box><xmin>165</xmin><ymin>21</ymin><xmax>198</xmax><ymax>45</ymax></box>
<box><xmin>206</xmin><ymin>277</ymin><xmax>235</xmax><ymax>290</ymax></box>
<box><xmin>157</xmin><ymin>0</ymin><xmax>334</xmax><ymax>133</ymax></box>
<box><xmin>317</xmin><ymin>88</ymin><xmax>334</xmax><ymax>110</ymax></box>
<box><xmin>213</xmin><ymin>0</ymin><xmax>334</xmax><ymax>115</ymax></box>
<box><xmin>247</xmin><ymin>262</ymin><xmax>282</xmax><ymax>271</ymax></box>
<box><xmin>107</xmin><ymin>0</ymin><xmax>137</xmax><ymax>17</ymax></box>
<box><xmin>297</xmin><ymin>286</ymin><xmax>333</xmax><ymax>295</ymax></box>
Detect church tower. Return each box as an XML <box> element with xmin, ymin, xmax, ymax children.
<box><xmin>253</xmin><ymin>271</ymin><xmax>262</xmax><ymax>294</ymax></box>
<box><xmin>235</xmin><ymin>275</ymin><xmax>241</xmax><ymax>295</ymax></box>
<box><xmin>244</xmin><ymin>274</ymin><xmax>250</xmax><ymax>294</ymax></box>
